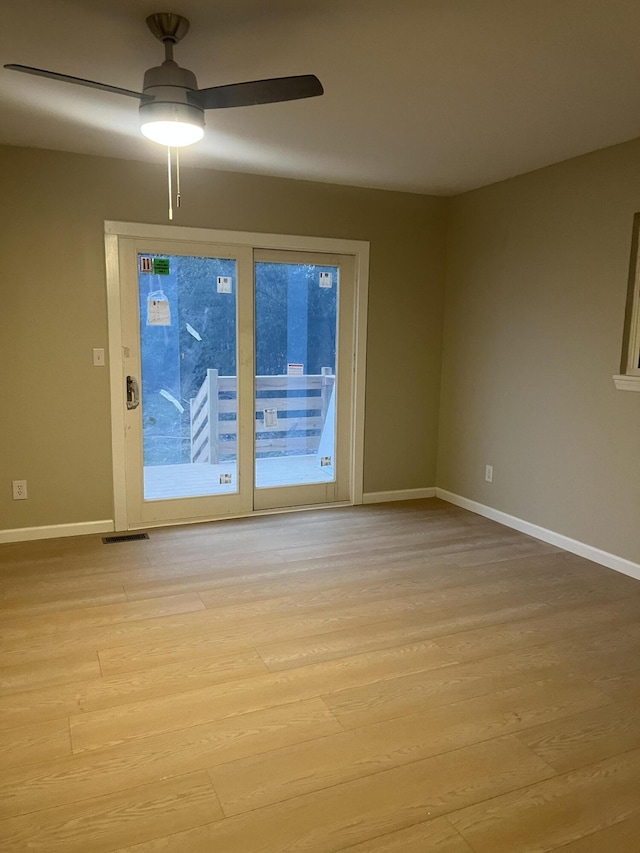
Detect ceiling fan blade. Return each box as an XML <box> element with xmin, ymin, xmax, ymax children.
<box><xmin>191</xmin><ymin>74</ymin><xmax>323</xmax><ymax>110</ymax></box>
<box><xmin>4</xmin><ymin>64</ymin><xmax>146</xmax><ymax>100</ymax></box>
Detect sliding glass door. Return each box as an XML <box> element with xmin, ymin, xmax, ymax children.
<box><xmin>113</xmin><ymin>232</ymin><xmax>358</xmax><ymax>528</ymax></box>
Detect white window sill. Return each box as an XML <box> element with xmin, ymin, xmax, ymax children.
<box><xmin>613</xmin><ymin>374</ymin><xmax>640</xmax><ymax>391</ymax></box>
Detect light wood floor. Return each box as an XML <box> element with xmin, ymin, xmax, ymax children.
<box><xmin>1</xmin><ymin>498</ymin><xmax>639</xmax><ymax>852</ymax></box>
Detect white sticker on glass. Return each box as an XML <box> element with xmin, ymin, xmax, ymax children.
<box><xmin>217</xmin><ymin>276</ymin><xmax>232</xmax><ymax>293</ymax></box>
<box><xmin>319</xmin><ymin>272</ymin><xmax>333</xmax><ymax>288</ymax></box>
<box><xmin>147</xmin><ymin>297</ymin><xmax>171</xmax><ymax>326</ymax></box>
<box><xmin>263</xmin><ymin>407</ymin><xmax>278</xmax><ymax>429</ymax></box>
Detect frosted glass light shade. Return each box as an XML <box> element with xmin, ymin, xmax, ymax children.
<box><xmin>141</xmin><ymin>120</ymin><xmax>204</xmax><ymax>147</ymax></box>
<box><xmin>139</xmin><ymin>98</ymin><xmax>205</xmax><ymax>147</ymax></box>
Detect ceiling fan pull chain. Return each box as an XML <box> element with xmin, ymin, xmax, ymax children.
<box><xmin>167</xmin><ymin>145</ymin><xmax>173</xmax><ymax>221</ymax></box>
<box><xmin>176</xmin><ymin>147</ymin><xmax>181</xmax><ymax>209</ymax></box>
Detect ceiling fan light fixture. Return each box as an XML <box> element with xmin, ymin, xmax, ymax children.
<box><xmin>6</xmin><ymin>11</ymin><xmax>323</xmax><ymax>218</ymax></box>
<box><xmin>139</xmin><ymin>100</ymin><xmax>204</xmax><ymax>147</ymax></box>
<box><xmin>141</xmin><ymin>119</ymin><xmax>204</xmax><ymax>147</ymax></box>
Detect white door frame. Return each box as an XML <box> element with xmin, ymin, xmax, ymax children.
<box><xmin>104</xmin><ymin>221</ymin><xmax>369</xmax><ymax>531</ymax></box>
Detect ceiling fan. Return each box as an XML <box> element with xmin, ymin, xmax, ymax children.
<box><xmin>4</xmin><ymin>11</ymin><xmax>324</xmax><ymax>148</ymax></box>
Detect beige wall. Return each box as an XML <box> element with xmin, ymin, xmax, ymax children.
<box><xmin>439</xmin><ymin>138</ymin><xmax>640</xmax><ymax>563</ymax></box>
<box><xmin>7</xmin><ymin>137</ymin><xmax>638</xmax><ymax>561</ymax></box>
<box><xmin>0</xmin><ymin>145</ymin><xmax>446</xmax><ymax>531</ymax></box>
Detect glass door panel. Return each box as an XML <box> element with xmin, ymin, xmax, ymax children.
<box><xmin>120</xmin><ymin>237</ymin><xmax>253</xmax><ymax>528</ymax></box>
<box><xmin>139</xmin><ymin>253</ymin><xmax>239</xmax><ymax>501</ymax></box>
<box><xmin>254</xmin><ymin>260</ymin><xmax>338</xmax><ymax>490</ymax></box>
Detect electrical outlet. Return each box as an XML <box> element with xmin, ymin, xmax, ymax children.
<box><xmin>12</xmin><ymin>480</ymin><xmax>28</xmax><ymax>500</ymax></box>
<box><xmin>485</xmin><ymin>465</ymin><xmax>493</xmax><ymax>483</ymax></box>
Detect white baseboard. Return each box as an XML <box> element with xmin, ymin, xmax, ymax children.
<box><xmin>0</xmin><ymin>520</ymin><xmax>115</xmax><ymax>545</ymax></box>
<box><xmin>436</xmin><ymin>489</ymin><xmax>640</xmax><ymax>582</ymax></box>
<box><xmin>363</xmin><ymin>487</ymin><xmax>437</xmax><ymax>504</ymax></box>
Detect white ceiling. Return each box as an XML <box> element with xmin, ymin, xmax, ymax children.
<box><xmin>2</xmin><ymin>0</ymin><xmax>640</xmax><ymax>196</ymax></box>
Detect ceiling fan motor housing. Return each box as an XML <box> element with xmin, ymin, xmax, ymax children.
<box><xmin>139</xmin><ymin>62</ymin><xmax>204</xmax><ymax>131</ymax></box>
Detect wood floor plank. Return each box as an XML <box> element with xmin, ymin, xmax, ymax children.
<box><xmin>209</xmin><ymin>674</ymin><xmax>608</xmax><ymax>816</ymax></box>
<box><xmin>432</xmin><ymin>595</ymin><xmax>640</xmax><ymax>663</ymax></box>
<box><xmin>284</xmin><ymin>526</ymin><xmax>528</xmax><ymax>562</ymax></box>
<box><xmin>125</xmin><ymin>510</ymin><xmax>498</xmax><ymax>564</ymax></box>
<box><xmin>0</xmin><ymin>650</ymin><xmax>100</xmax><ymax>696</ymax></box>
<box><xmin>0</xmin><ymin>606</ymin><xmax>238</xmax><ymax>669</ymax></box>
<box><xmin>554</xmin><ymin>627</ymin><xmax>640</xmax><ymax>665</ymax></box>
<box><xmin>323</xmin><ymin>645</ymin><xmax>568</xmax><ymax>730</ymax></box>
<box><xmin>245</xmin><ymin>527</ymin><xmax>529</xmax><ymax>567</ymax></box>
<box><xmin>0</xmin><ymin>548</ymin><xmax>150</xmax><ymax>581</ymax></box>
<box><xmin>0</xmin><ymin>566</ymin><xmax>127</xmax><ymax>594</ymax></box>
<box><xmin>194</xmin><ymin>558</ymin><xmax>600</xmax><ymax>627</ymax></box>
<box><xmin>559</xmin><ymin>640</ymin><xmax>640</xmax><ymax>702</ymax></box>
<box><xmin>123</xmin><ymin>559</ymin><xmax>413</xmax><ymax>604</ymax></box>
<box><xmin>97</xmin><ymin>576</ymin><xmax>612</xmax><ymax>678</ymax></box>
<box><xmin>449</xmin><ymin>747</ymin><xmax>640</xmax><ymax>853</ymax></box>
<box><xmin>122</xmin><ymin>551</ymin><xmax>294</xmax><ymax>594</ymax></box>
<box><xmin>109</xmin><ymin>735</ymin><xmax>552</xmax><ymax>853</ymax></box>
<box><xmin>195</xmin><ymin>550</ymin><xmax>589</xmax><ymax>612</ymax></box>
<box><xmin>0</xmin><ymin>717</ymin><xmax>70</xmax><ymax>770</ymax></box>
<box><xmin>546</xmin><ymin>813</ymin><xmax>640</xmax><ymax>851</ymax></box>
<box><xmin>95</xmin><ymin>593</ymin><xmax>528</xmax><ymax>677</ymax></box>
<box><xmin>69</xmin><ymin>641</ymin><xmax>455</xmax><ymax>752</ymax></box>
<box><xmin>122</xmin><ymin>539</ymin><xmax>459</xmax><ymax>601</ymax></box>
<box><xmin>123</xmin><ymin>523</ymin><xmax>495</xmax><ymax>576</ymax></box>
<box><xmin>0</xmin><ymin>592</ymin><xmax>205</xmax><ymax>643</ymax></box>
<box><xmin>108</xmin><ymin>581</ymin><xmax>510</xmax><ymax>674</ymax></box>
<box><xmin>255</xmin><ymin>592</ymin><xmax>640</xmax><ymax>671</ymax></box>
<box><xmin>0</xmin><ymin>579</ymin><xmax>443</xmax><ymax>670</ymax></box>
<box><xmin>0</xmin><ymin>771</ymin><xmax>222</xmax><ymax>853</ymax></box>
<box><xmin>335</xmin><ymin>818</ymin><xmax>474</xmax><ymax>852</ymax></box>
<box><xmin>623</xmin><ymin>619</ymin><xmax>640</xmax><ymax>639</ymax></box>
<box><xmin>0</xmin><ymin>646</ymin><xmax>269</xmax><ymax>729</ymax></box>
<box><xmin>0</xmin><ymin>698</ymin><xmax>340</xmax><ymax>820</ymax></box>
<box><xmin>0</xmin><ymin>587</ymin><xmax>128</xmax><ymax>617</ymax></box>
<box><xmin>587</xmin><ymin>666</ymin><xmax>640</xmax><ymax>702</ymax></box>
<box><xmin>436</xmin><ymin>538</ymin><xmax>559</xmax><ymax>566</ymax></box>
<box><xmin>196</xmin><ymin>557</ymin><xmax>448</xmax><ymax>609</ymax></box>
<box><xmin>255</xmin><ymin>612</ymin><xmax>463</xmax><ymax>671</ymax></box>
<box><xmin>516</xmin><ymin>698</ymin><xmax>640</xmax><ymax>772</ymax></box>
<box><xmin>0</xmin><ymin>549</ymin><xmax>63</xmax><ymax>573</ymax></box>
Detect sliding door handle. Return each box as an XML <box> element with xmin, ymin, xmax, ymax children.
<box><xmin>126</xmin><ymin>375</ymin><xmax>140</xmax><ymax>410</ymax></box>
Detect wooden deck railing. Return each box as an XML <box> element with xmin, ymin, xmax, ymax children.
<box><xmin>190</xmin><ymin>369</ymin><xmax>335</xmax><ymax>463</ymax></box>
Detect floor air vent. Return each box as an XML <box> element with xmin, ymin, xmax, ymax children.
<box><xmin>102</xmin><ymin>533</ymin><xmax>150</xmax><ymax>544</ymax></box>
